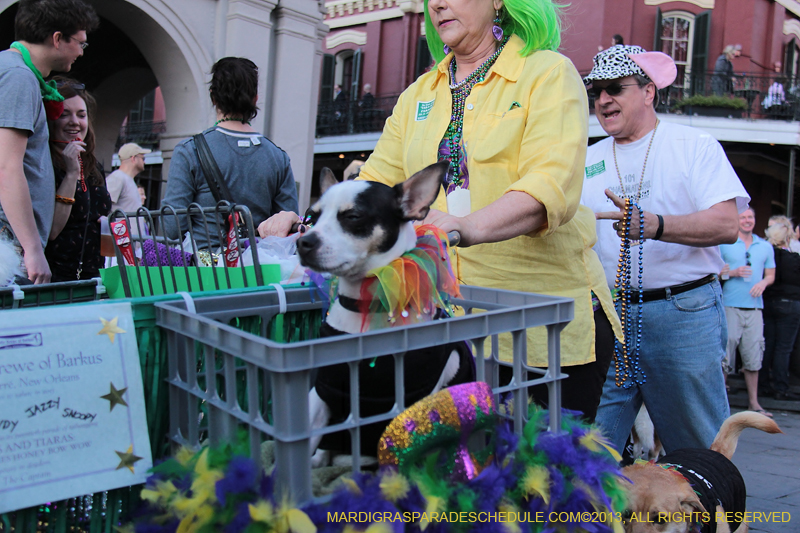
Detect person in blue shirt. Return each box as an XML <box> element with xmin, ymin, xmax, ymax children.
<box><xmin>720</xmin><ymin>208</ymin><xmax>775</xmax><ymax>416</ymax></box>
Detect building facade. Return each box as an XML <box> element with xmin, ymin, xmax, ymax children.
<box><xmin>316</xmin><ymin>0</ymin><xmax>800</xmax><ymax>226</ymax></box>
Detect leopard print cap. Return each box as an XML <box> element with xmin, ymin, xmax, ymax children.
<box><xmin>583</xmin><ymin>45</ymin><xmax>649</xmax><ymax>85</ymax></box>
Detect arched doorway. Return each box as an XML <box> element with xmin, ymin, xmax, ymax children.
<box><xmin>0</xmin><ymin>0</ymin><xmax>207</xmax><ymax>196</ymax></box>
<box><xmin>0</xmin><ymin>0</ymin><xmax>325</xmax><ymax>210</ymax></box>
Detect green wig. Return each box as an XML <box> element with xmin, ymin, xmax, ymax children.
<box><xmin>423</xmin><ymin>0</ymin><xmax>564</xmax><ymax>65</ymax></box>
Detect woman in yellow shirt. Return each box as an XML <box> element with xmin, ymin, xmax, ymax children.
<box><xmin>356</xmin><ymin>0</ymin><xmax>621</xmax><ymax>422</ymax></box>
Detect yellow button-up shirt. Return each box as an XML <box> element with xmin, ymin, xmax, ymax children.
<box><xmin>359</xmin><ymin>35</ymin><xmax>621</xmax><ymax>366</ymax></box>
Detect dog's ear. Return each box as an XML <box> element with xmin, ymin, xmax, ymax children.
<box><xmin>394</xmin><ymin>161</ymin><xmax>447</xmax><ymax>220</ymax></box>
<box><xmin>319</xmin><ymin>167</ymin><xmax>338</xmax><ymax>195</ymax></box>
<box><xmin>680</xmin><ymin>495</ymin><xmax>707</xmax><ymax>517</ymax></box>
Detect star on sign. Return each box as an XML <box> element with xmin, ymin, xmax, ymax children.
<box><xmin>98</xmin><ymin>317</ymin><xmax>126</xmax><ymax>344</ymax></box>
<box><xmin>115</xmin><ymin>445</ymin><xmax>143</xmax><ymax>473</ymax></box>
<box><xmin>101</xmin><ymin>382</ymin><xmax>128</xmax><ymax>411</ymax></box>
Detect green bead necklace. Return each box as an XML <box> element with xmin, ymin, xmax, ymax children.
<box><xmin>444</xmin><ymin>36</ymin><xmax>509</xmax><ymax>187</ymax></box>
<box><xmin>214</xmin><ymin>117</ymin><xmax>249</xmax><ymax>126</ymax></box>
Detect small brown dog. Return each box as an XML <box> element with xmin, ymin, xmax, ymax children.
<box><xmin>621</xmin><ymin>411</ymin><xmax>782</xmax><ymax>533</ymax></box>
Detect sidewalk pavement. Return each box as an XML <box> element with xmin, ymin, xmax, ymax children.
<box><xmin>729</xmin><ymin>406</ymin><xmax>800</xmax><ymax>532</ymax></box>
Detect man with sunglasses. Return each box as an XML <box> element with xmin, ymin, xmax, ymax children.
<box><xmin>719</xmin><ymin>208</ymin><xmax>775</xmax><ymax>417</ymax></box>
<box><xmin>0</xmin><ymin>0</ymin><xmax>98</xmax><ymax>284</ymax></box>
<box><xmin>580</xmin><ymin>45</ymin><xmax>750</xmax><ymax>454</ymax></box>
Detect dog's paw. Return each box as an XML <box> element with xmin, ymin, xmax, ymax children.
<box><xmin>331</xmin><ymin>454</ymin><xmax>379</xmax><ymax>468</ymax></box>
<box><xmin>311</xmin><ymin>449</ymin><xmax>331</xmax><ymax>468</ymax></box>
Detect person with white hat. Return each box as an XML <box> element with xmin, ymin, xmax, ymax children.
<box><xmin>107</xmin><ymin>142</ymin><xmax>150</xmax><ymax>214</ymax></box>
<box><xmin>580</xmin><ymin>45</ymin><xmax>750</xmax><ymax>454</ymax></box>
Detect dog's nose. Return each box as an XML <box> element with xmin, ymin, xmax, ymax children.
<box><xmin>296</xmin><ymin>232</ymin><xmax>320</xmax><ymax>256</ymax></box>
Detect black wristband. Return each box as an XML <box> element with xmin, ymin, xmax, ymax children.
<box><xmin>653</xmin><ymin>214</ymin><xmax>665</xmax><ymax>240</ymax></box>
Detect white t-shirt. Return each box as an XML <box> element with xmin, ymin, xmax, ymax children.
<box><xmin>581</xmin><ymin>121</ymin><xmax>750</xmax><ymax>290</ymax></box>
<box><xmin>106</xmin><ymin>169</ymin><xmax>142</xmax><ymax>214</ymax></box>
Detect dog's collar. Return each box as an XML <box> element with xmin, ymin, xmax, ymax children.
<box><xmin>657</xmin><ymin>461</ymin><xmax>714</xmax><ymax>533</ymax></box>
<box><xmin>343</xmin><ymin>225</ymin><xmax>460</xmax><ymax>331</ymax></box>
<box><xmin>319</xmin><ymin>321</ymin><xmax>347</xmax><ymax>338</ymax></box>
<box><xmin>337</xmin><ymin>294</ymin><xmax>374</xmax><ymax>314</ymax></box>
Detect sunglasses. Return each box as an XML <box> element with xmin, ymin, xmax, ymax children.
<box><xmin>746</xmin><ymin>251</ymin><xmax>751</xmax><ymax>266</ymax></box>
<box><xmin>56</xmin><ymin>81</ymin><xmax>85</xmax><ymax>91</ymax></box>
<box><xmin>587</xmin><ymin>83</ymin><xmax>640</xmax><ymax>99</ymax></box>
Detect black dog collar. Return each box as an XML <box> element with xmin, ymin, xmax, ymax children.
<box><xmin>336</xmin><ymin>294</ymin><xmax>366</xmax><ymax>313</ymax></box>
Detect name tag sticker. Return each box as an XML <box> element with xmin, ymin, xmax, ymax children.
<box><xmin>446</xmin><ymin>187</ymin><xmax>471</xmax><ymax>217</ymax></box>
<box><xmin>415</xmin><ymin>99</ymin><xmax>435</xmax><ymax>121</ymax></box>
<box><xmin>238</xmin><ymin>140</ymin><xmax>250</xmax><ymax>148</ymax></box>
<box><xmin>585</xmin><ymin>160</ymin><xmax>606</xmax><ymax>179</ymax></box>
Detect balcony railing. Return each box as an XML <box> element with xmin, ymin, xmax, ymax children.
<box><xmin>314</xmin><ymin>73</ymin><xmax>799</xmax><ymax>140</ymax></box>
<box><xmin>316</xmin><ymin>94</ymin><xmax>399</xmax><ymax>136</ymax></box>
<box><xmin>116</xmin><ymin>120</ymin><xmax>167</xmax><ymax>149</ymax></box>
<box><xmin>588</xmin><ymin>72</ymin><xmax>800</xmax><ymax>121</ymax></box>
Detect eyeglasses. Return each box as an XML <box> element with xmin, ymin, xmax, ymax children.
<box><xmin>746</xmin><ymin>251</ymin><xmax>751</xmax><ymax>266</ymax></box>
<box><xmin>587</xmin><ymin>83</ymin><xmax>640</xmax><ymax>99</ymax></box>
<box><xmin>65</xmin><ymin>35</ymin><xmax>89</xmax><ymax>50</ymax></box>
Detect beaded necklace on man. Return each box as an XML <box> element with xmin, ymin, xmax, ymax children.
<box><xmin>611</xmin><ymin>120</ymin><xmax>659</xmax><ymax>388</ymax></box>
<box><xmin>613</xmin><ymin>199</ymin><xmax>645</xmax><ymax>387</ymax></box>
<box><xmin>612</xmin><ymin>119</ymin><xmax>659</xmax><ymax>203</ymax></box>
<box><xmin>441</xmin><ymin>36</ymin><xmax>509</xmax><ymax>189</ymax></box>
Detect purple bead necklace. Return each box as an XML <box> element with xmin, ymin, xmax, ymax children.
<box><xmin>443</xmin><ymin>36</ymin><xmax>509</xmax><ymax>187</ymax></box>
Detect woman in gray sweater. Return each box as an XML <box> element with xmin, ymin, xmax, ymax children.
<box><xmin>162</xmin><ymin>57</ymin><xmax>299</xmax><ymax>251</ymax></box>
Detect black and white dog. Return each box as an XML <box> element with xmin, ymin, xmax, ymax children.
<box><xmin>297</xmin><ymin>162</ymin><xmax>475</xmax><ymax>463</ymax></box>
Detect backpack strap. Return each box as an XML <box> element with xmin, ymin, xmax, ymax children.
<box><xmin>193</xmin><ymin>133</ymin><xmax>234</xmax><ymax>203</ymax></box>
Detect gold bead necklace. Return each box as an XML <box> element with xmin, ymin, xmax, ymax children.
<box><xmin>612</xmin><ymin>119</ymin><xmax>659</xmax><ymax>202</ymax></box>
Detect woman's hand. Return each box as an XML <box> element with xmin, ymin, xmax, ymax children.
<box><xmin>422</xmin><ymin>209</ymin><xmax>475</xmax><ymax>246</ymax></box>
<box><xmin>61</xmin><ymin>140</ymin><xmax>86</xmax><ymax>178</ymax></box>
<box><xmin>50</xmin><ymin>140</ymin><xmax>87</xmax><ymax>241</ymax></box>
<box><xmin>258</xmin><ymin>210</ymin><xmax>300</xmax><ymax>238</ymax></box>
<box><xmin>422</xmin><ymin>192</ymin><xmax>546</xmax><ymax>247</ymax></box>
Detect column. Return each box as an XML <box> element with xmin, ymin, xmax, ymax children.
<box><xmin>269</xmin><ymin>0</ymin><xmax>328</xmax><ymax>212</ymax></box>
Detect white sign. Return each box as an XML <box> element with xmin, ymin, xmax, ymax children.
<box><xmin>0</xmin><ymin>302</ymin><xmax>152</xmax><ymax>513</ymax></box>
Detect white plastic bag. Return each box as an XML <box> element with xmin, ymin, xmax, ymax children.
<box><xmin>241</xmin><ymin>234</ymin><xmax>304</xmax><ymax>283</ymax></box>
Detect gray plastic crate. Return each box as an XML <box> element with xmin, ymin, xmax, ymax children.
<box><xmin>155</xmin><ymin>284</ymin><xmax>574</xmax><ymax>503</ymax></box>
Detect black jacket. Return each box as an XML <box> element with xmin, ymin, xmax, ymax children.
<box><xmin>764</xmin><ymin>246</ymin><xmax>800</xmax><ymax>302</ymax></box>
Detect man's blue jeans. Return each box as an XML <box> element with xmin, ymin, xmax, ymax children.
<box><xmin>596</xmin><ymin>280</ymin><xmax>730</xmax><ymax>453</ymax></box>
